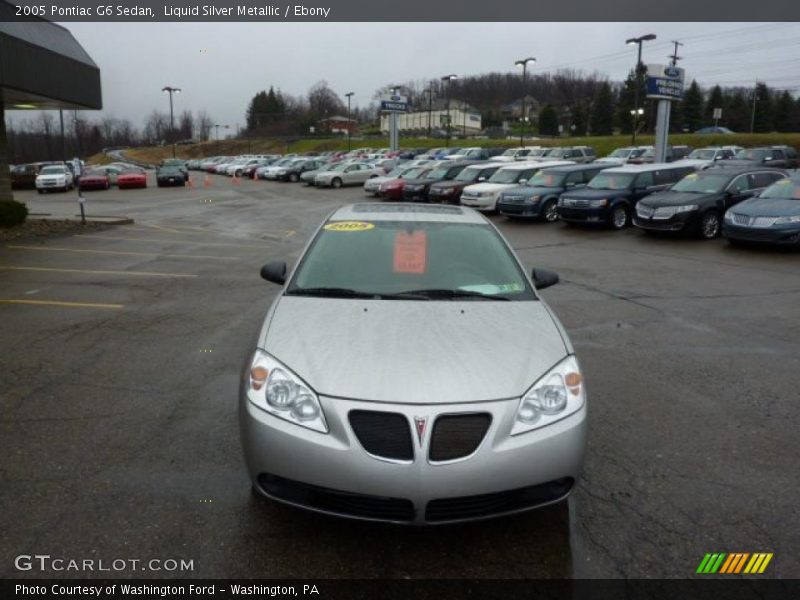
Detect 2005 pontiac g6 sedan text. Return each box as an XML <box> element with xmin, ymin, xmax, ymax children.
<box><xmin>239</xmin><ymin>203</ymin><xmax>587</xmax><ymax>524</ymax></box>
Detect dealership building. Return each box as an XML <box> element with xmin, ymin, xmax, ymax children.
<box><xmin>0</xmin><ymin>2</ymin><xmax>102</xmax><ymax>202</ymax></box>
<box><xmin>380</xmin><ymin>99</ymin><xmax>482</xmax><ymax>135</ymax></box>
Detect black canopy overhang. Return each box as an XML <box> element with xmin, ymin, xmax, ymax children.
<box><xmin>0</xmin><ymin>4</ymin><xmax>101</xmax><ymax>110</ymax></box>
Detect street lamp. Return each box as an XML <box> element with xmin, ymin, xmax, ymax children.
<box><xmin>425</xmin><ymin>84</ymin><xmax>434</xmax><ymax>137</ymax></box>
<box><xmin>514</xmin><ymin>57</ymin><xmax>536</xmax><ymax>146</ymax></box>
<box><xmin>162</xmin><ymin>86</ymin><xmax>181</xmax><ymax>157</ymax></box>
<box><xmin>345</xmin><ymin>92</ymin><xmax>354</xmax><ymax>152</ymax></box>
<box><xmin>213</xmin><ymin>123</ymin><xmax>229</xmax><ymax>144</ymax></box>
<box><xmin>441</xmin><ymin>74</ymin><xmax>457</xmax><ymax>147</ymax></box>
<box><xmin>625</xmin><ymin>34</ymin><xmax>656</xmax><ymax>144</ymax></box>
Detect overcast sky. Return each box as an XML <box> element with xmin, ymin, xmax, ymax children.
<box><xmin>9</xmin><ymin>22</ymin><xmax>800</xmax><ymax>129</ymax></box>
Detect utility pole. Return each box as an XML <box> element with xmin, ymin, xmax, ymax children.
<box><xmin>750</xmin><ymin>81</ymin><xmax>758</xmax><ymax>134</ymax></box>
<box><xmin>669</xmin><ymin>40</ymin><xmax>683</xmax><ymax>67</ymax></box>
<box><xmin>515</xmin><ymin>57</ymin><xmax>536</xmax><ymax>146</ymax></box>
<box><xmin>427</xmin><ymin>85</ymin><xmax>434</xmax><ymax>137</ymax></box>
<box><xmin>162</xmin><ymin>86</ymin><xmax>181</xmax><ymax>158</ymax></box>
<box><xmin>441</xmin><ymin>74</ymin><xmax>457</xmax><ymax>147</ymax></box>
<box><xmin>626</xmin><ymin>34</ymin><xmax>657</xmax><ymax>145</ymax></box>
<box><xmin>345</xmin><ymin>92</ymin><xmax>354</xmax><ymax>152</ymax></box>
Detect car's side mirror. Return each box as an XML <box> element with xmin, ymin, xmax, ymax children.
<box><xmin>260</xmin><ymin>261</ymin><xmax>287</xmax><ymax>285</ymax></box>
<box><xmin>518</xmin><ymin>179</ymin><xmax>527</xmax><ymax>185</ymax></box>
<box><xmin>531</xmin><ymin>268</ymin><xmax>559</xmax><ymax>290</ymax></box>
<box><xmin>477</xmin><ymin>176</ymin><xmax>486</xmax><ymax>182</ymax></box>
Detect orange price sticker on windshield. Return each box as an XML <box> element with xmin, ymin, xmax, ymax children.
<box><xmin>794</xmin><ymin>187</ymin><xmax>800</xmax><ymax>199</ymax></box>
<box><xmin>394</xmin><ymin>231</ymin><xmax>427</xmax><ymax>274</ymax></box>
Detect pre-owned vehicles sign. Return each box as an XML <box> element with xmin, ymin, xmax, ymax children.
<box><xmin>646</xmin><ymin>64</ymin><xmax>685</xmax><ymax>101</ymax></box>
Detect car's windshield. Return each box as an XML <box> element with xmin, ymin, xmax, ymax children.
<box><xmin>671</xmin><ymin>172</ymin><xmax>730</xmax><ymax>193</ymax></box>
<box><xmin>759</xmin><ymin>179</ymin><xmax>800</xmax><ymax>200</ymax></box>
<box><xmin>528</xmin><ymin>170</ymin><xmax>567</xmax><ymax>187</ymax></box>
<box><xmin>501</xmin><ymin>149</ymin><xmax>519</xmax><ymax>156</ymax></box>
<box><xmin>40</xmin><ymin>166</ymin><xmax>65</xmax><ymax>175</ymax></box>
<box><xmin>545</xmin><ymin>149</ymin><xmax>568</xmax><ymax>158</ymax></box>
<box><xmin>489</xmin><ymin>168</ymin><xmax>535</xmax><ymax>184</ymax></box>
<box><xmin>426</xmin><ymin>167</ymin><xmax>453</xmax><ymax>180</ymax></box>
<box><xmin>608</xmin><ymin>148</ymin><xmax>633</xmax><ymax>158</ymax></box>
<box><xmin>287</xmin><ymin>220</ymin><xmax>534</xmax><ymax>300</ymax></box>
<box><xmin>386</xmin><ymin>167</ymin><xmax>406</xmax><ymax>177</ymax></box>
<box><xmin>454</xmin><ymin>166</ymin><xmax>485</xmax><ymax>182</ymax></box>
<box><xmin>588</xmin><ymin>172</ymin><xmax>636</xmax><ymax>190</ymax></box>
<box><xmin>688</xmin><ymin>149</ymin><xmax>718</xmax><ymax>160</ymax></box>
<box><xmin>85</xmin><ymin>169</ymin><xmax>106</xmax><ymax>177</ymax></box>
<box><xmin>736</xmin><ymin>149</ymin><xmax>768</xmax><ymax>160</ymax></box>
<box><xmin>641</xmin><ymin>148</ymin><xmax>656</xmax><ymax>158</ymax></box>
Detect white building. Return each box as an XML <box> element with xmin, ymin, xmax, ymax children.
<box><xmin>380</xmin><ymin>100</ymin><xmax>482</xmax><ymax>135</ymax></box>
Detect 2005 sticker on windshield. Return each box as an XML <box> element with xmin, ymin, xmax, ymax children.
<box><xmin>323</xmin><ymin>221</ymin><xmax>375</xmax><ymax>232</ymax></box>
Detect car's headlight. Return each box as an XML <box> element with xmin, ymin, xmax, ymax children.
<box><xmin>588</xmin><ymin>199</ymin><xmax>608</xmax><ymax>208</ymax></box>
<box><xmin>774</xmin><ymin>215</ymin><xmax>800</xmax><ymax>225</ymax></box>
<box><xmin>653</xmin><ymin>204</ymin><xmax>698</xmax><ymax>218</ymax></box>
<box><xmin>512</xmin><ymin>355</ymin><xmax>585</xmax><ymax>436</ymax></box>
<box><xmin>724</xmin><ymin>211</ymin><xmax>735</xmax><ymax>222</ymax></box>
<box><xmin>529</xmin><ymin>195</ymin><xmax>541</xmax><ymax>202</ymax></box>
<box><xmin>245</xmin><ymin>349</ymin><xmax>328</xmax><ymax>433</ymax></box>
<box><xmin>276</xmin><ymin>169</ymin><xmax>286</xmax><ymax>175</ymax></box>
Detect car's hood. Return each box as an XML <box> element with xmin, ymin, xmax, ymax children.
<box><xmin>595</xmin><ymin>157</ymin><xmax>626</xmax><ymax>164</ymax></box>
<box><xmin>672</xmin><ymin>159</ymin><xmax>712</xmax><ymax>168</ymax></box>
<box><xmin>37</xmin><ymin>174</ymin><xmax>66</xmax><ymax>180</ymax></box>
<box><xmin>733</xmin><ymin>198</ymin><xmax>800</xmax><ymax>217</ymax></box>
<box><xmin>463</xmin><ymin>182</ymin><xmax>516</xmax><ymax>194</ymax></box>
<box><xmin>717</xmin><ymin>159</ymin><xmax>760</xmax><ymax>167</ymax></box>
<box><xmin>263</xmin><ymin>297</ymin><xmax>568</xmax><ymax>404</ymax></box>
<box><xmin>639</xmin><ymin>190</ymin><xmax>716</xmax><ymax>207</ymax></box>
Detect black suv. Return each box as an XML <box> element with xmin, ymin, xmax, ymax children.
<box><xmin>633</xmin><ymin>168</ymin><xmax>787</xmax><ymax>239</ymax></box>
<box><xmin>401</xmin><ymin>160</ymin><xmax>478</xmax><ymax>202</ymax></box>
<box><xmin>497</xmin><ymin>163</ymin><xmax>611</xmax><ymax>221</ymax></box>
<box><xmin>717</xmin><ymin>146</ymin><xmax>799</xmax><ymax>169</ymax></box>
<box><xmin>557</xmin><ymin>164</ymin><xmax>697</xmax><ymax>229</ymax></box>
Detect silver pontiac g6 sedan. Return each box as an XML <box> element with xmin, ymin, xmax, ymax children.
<box><xmin>240</xmin><ymin>203</ymin><xmax>587</xmax><ymax>524</ymax></box>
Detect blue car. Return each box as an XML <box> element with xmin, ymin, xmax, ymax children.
<box><xmin>723</xmin><ymin>175</ymin><xmax>800</xmax><ymax>246</ymax></box>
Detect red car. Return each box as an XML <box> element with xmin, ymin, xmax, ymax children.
<box><xmin>378</xmin><ymin>167</ymin><xmax>431</xmax><ymax>200</ymax></box>
<box><xmin>117</xmin><ymin>170</ymin><xmax>147</xmax><ymax>189</ymax></box>
<box><xmin>78</xmin><ymin>169</ymin><xmax>110</xmax><ymax>191</ymax></box>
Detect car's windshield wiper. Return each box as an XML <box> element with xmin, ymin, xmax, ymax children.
<box><xmin>286</xmin><ymin>287</ymin><xmax>430</xmax><ymax>300</ymax></box>
<box><xmin>396</xmin><ymin>288</ymin><xmax>511</xmax><ymax>301</ymax></box>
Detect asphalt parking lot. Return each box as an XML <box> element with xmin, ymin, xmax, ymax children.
<box><xmin>1</xmin><ymin>172</ymin><xmax>798</xmax><ymax>579</ymax></box>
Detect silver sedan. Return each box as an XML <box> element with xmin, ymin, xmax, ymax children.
<box><xmin>240</xmin><ymin>203</ymin><xmax>587</xmax><ymax>524</ymax></box>
<box><xmin>314</xmin><ymin>163</ymin><xmax>383</xmax><ymax>188</ymax></box>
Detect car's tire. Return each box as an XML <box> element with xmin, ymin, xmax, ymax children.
<box><xmin>37</xmin><ymin>189</ymin><xmax>44</xmax><ymax>194</ymax></box>
<box><xmin>235</xmin><ymin>170</ymin><xmax>242</xmax><ymax>178</ymax></box>
<box><xmin>698</xmin><ymin>210</ymin><xmax>721</xmax><ymax>240</ymax></box>
<box><xmin>289</xmin><ymin>173</ymin><xmax>299</xmax><ymax>183</ymax></box>
<box><xmin>542</xmin><ymin>198</ymin><xmax>559</xmax><ymax>223</ymax></box>
<box><xmin>610</xmin><ymin>204</ymin><xmax>630</xmax><ymax>229</ymax></box>
<box><xmin>331</xmin><ymin>178</ymin><xmax>343</xmax><ymax>189</ymax></box>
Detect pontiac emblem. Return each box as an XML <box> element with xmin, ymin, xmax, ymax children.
<box><xmin>414</xmin><ymin>417</ymin><xmax>427</xmax><ymax>446</ymax></box>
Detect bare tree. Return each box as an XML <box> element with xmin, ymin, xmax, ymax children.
<box><xmin>178</xmin><ymin>110</ymin><xmax>194</xmax><ymax>140</ymax></box>
<box><xmin>196</xmin><ymin>110</ymin><xmax>213</xmax><ymax>142</ymax></box>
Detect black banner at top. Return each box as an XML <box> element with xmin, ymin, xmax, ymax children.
<box><xmin>4</xmin><ymin>0</ymin><xmax>800</xmax><ymax>22</ymax></box>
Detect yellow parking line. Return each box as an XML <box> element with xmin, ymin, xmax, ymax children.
<box><xmin>74</xmin><ymin>234</ymin><xmax>270</xmax><ymax>248</ymax></box>
<box><xmin>0</xmin><ymin>265</ymin><xmax>197</xmax><ymax>278</ymax></box>
<box><xmin>8</xmin><ymin>245</ymin><xmax>240</xmax><ymax>261</ymax></box>
<box><xmin>0</xmin><ymin>299</ymin><xmax>124</xmax><ymax>309</ymax></box>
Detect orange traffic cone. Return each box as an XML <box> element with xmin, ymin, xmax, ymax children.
<box><xmin>203</xmin><ymin>174</ymin><xmax>211</xmax><ymax>187</ymax></box>
<box><xmin>233</xmin><ymin>175</ymin><xmax>240</xmax><ymax>185</ymax></box>
<box><xmin>187</xmin><ymin>177</ymin><xmax>193</xmax><ymax>188</ymax></box>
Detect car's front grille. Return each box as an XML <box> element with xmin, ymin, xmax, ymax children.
<box><xmin>349</xmin><ymin>410</ymin><xmax>413</xmax><ymax>461</ymax></box>
<box><xmin>257</xmin><ymin>474</ymin><xmax>415</xmax><ymax>522</ymax></box>
<box><xmin>560</xmin><ymin>197</ymin><xmax>589</xmax><ymax>208</ymax></box>
<box><xmin>425</xmin><ymin>477</ymin><xmax>574</xmax><ymax>522</ymax></box>
<box><xmin>429</xmin><ymin>413</ymin><xmax>491</xmax><ymax>461</ymax></box>
<box><xmin>501</xmin><ymin>195</ymin><xmax>526</xmax><ymax>204</ymax></box>
<box><xmin>732</xmin><ymin>213</ymin><xmax>751</xmax><ymax>226</ymax></box>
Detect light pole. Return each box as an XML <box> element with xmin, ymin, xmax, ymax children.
<box><xmin>625</xmin><ymin>34</ymin><xmax>656</xmax><ymax>144</ymax></box>
<box><xmin>345</xmin><ymin>92</ymin><xmax>354</xmax><ymax>152</ymax></box>
<box><xmin>514</xmin><ymin>57</ymin><xmax>536</xmax><ymax>146</ymax></box>
<box><xmin>161</xmin><ymin>86</ymin><xmax>181</xmax><ymax>157</ymax></box>
<box><xmin>441</xmin><ymin>74</ymin><xmax>457</xmax><ymax>147</ymax></box>
<box><xmin>426</xmin><ymin>84</ymin><xmax>434</xmax><ymax>137</ymax></box>
<box><xmin>214</xmin><ymin>124</ymin><xmax>229</xmax><ymax>149</ymax></box>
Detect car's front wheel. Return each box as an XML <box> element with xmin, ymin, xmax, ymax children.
<box><xmin>331</xmin><ymin>178</ymin><xmax>343</xmax><ymax>189</ymax></box>
<box><xmin>542</xmin><ymin>199</ymin><xmax>559</xmax><ymax>223</ymax></box>
<box><xmin>289</xmin><ymin>173</ymin><xmax>299</xmax><ymax>183</ymax></box>
<box><xmin>610</xmin><ymin>204</ymin><xmax>629</xmax><ymax>229</ymax></box>
<box><xmin>699</xmin><ymin>211</ymin><xmax>720</xmax><ymax>239</ymax></box>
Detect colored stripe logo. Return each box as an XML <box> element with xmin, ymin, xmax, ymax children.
<box><xmin>696</xmin><ymin>553</ymin><xmax>773</xmax><ymax>574</ymax></box>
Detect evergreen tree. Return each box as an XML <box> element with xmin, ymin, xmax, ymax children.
<box><xmin>773</xmin><ymin>91</ymin><xmax>795</xmax><ymax>132</ymax></box>
<box><xmin>538</xmin><ymin>104</ymin><xmax>559</xmax><ymax>137</ymax></box>
<box><xmin>571</xmin><ymin>104</ymin><xmax>588</xmax><ymax>136</ymax></box>
<box><xmin>682</xmin><ymin>80</ymin><xmax>704</xmax><ymax>132</ymax></box>
<box><xmin>704</xmin><ymin>85</ymin><xmax>725</xmax><ymax>125</ymax></box>
<box><xmin>752</xmin><ymin>83</ymin><xmax>773</xmax><ymax>133</ymax></box>
<box><xmin>616</xmin><ymin>65</ymin><xmax>648</xmax><ymax>135</ymax></box>
<box><xmin>589</xmin><ymin>82</ymin><xmax>615</xmax><ymax>135</ymax></box>
<box><xmin>725</xmin><ymin>91</ymin><xmax>750</xmax><ymax>133</ymax></box>
<box><xmin>670</xmin><ymin>100</ymin><xmax>685</xmax><ymax>133</ymax></box>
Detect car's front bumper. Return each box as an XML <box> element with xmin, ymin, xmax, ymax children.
<box><xmin>633</xmin><ymin>211</ymin><xmax>698</xmax><ymax>232</ymax></box>
<box><xmin>556</xmin><ymin>206</ymin><xmax>609</xmax><ymax>224</ymax></box>
<box><xmin>498</xmin><ymin>198</ymin><xmax>543</xmax><ymax>217</ymax></box>
<box><xmin>460</xmin><ymin>194</ymin><xmax>498</xmax><ymax>210</ymax></box>
<box><xmin>240</xmin><ymin>386</ymin><xmax>586</xmax><ymax>525</ymax></box>
<box><xmin>722</xmin><ymin>223</ymin><xmax>800</xmax><ymax>245</ymax></box>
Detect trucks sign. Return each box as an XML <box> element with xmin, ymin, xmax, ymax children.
<box><xmin>646</xmin><ymin>64</ymin><xmax>685</xmax><ymax>101</ymax></box>
<box><xmin>380</xmin><ymin>94</ymin><xmax>409</xmax><ymax>113</ymax></box>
